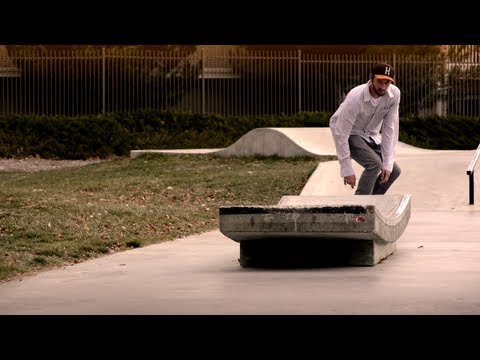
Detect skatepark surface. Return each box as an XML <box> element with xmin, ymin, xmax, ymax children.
<box><xmin>1</xmin><ymin>128</ymin><xmax>479</xmax><ymax>315</ymax></box>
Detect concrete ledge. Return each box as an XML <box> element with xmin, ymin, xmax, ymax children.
<box><xmin>219</xmin><ymin>194</ymin><xmax>411</xmax><ymax>266</ymax></box>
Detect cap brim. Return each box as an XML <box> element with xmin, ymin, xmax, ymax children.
<box><xmin>375</xmin><ymin>75</ymin><xmax>395</xmax><ymax>83</ymax></box>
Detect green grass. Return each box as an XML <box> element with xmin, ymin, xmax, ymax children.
<box><xmin>0</xmin><ymin>154</ymin><xmax>333</xmax><ymax>282</ymax></box>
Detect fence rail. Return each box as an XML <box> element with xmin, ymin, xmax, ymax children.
<box><xmin>1</xmin><ymin>45</ymin><xmax>480</xmax><ymax>117</ymax></box>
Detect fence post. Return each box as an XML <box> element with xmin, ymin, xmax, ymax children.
<box><xmin>298</xmin><ymin>49</ymin><xmax>302</xmax><ymax>113</ymax></box>
<box><xmin>202</xmin><ymin>48</ymin><xmax>205</xmax><ymax>115</ymax></box>
<box><xmin>102</xmin><ymin>47</ymin><xmax>106</xmax><ymax>114</ymax></box>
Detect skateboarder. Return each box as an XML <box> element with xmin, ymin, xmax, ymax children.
<box><xmin>329</xmin><ymin>62</ymin><xmax>401</xmax><ymax>195</ymax></box>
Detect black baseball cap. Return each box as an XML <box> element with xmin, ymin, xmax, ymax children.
<box><xmin>372</xmin><ymin>63</ymin><xmax>395</xmax><ymax>83</ymax></box>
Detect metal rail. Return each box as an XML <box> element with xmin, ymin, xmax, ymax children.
<box><xmin>467</xmin><ymin>143</ymin><xmax>480</xmax><ymax>205</ymax></box>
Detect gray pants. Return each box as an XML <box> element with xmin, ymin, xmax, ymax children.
<box><xmin>348</xmin><ymin>135</ymin><xmax>401</xmax><ymax>195</ymax></box>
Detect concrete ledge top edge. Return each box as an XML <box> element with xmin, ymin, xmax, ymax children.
<box><xmin>219</xmin><ymin>205</ymin><xmax>372</xmax><ymax>215</ymax></box>
<box><xmin>279</xmin><ymin>194</ymin><xmax>411</xmax><ymax>218</ymax></box>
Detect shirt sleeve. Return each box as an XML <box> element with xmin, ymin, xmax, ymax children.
<box><xmin>329</xmin><ymin>97</ymin><xmax>359</xmax><ymax>177</ymax></box>
<box><xmin>380</xmin><ymin>94</ymin><xmax>400</xmax><ymax>172</ymax></box>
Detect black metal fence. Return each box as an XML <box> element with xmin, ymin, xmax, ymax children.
<box><xmin>1</xmin><ymin>45</ymin><xmax>480</xmax><ymax>117</ymax></box>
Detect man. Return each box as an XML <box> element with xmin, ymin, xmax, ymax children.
<box><xmin>329</xmin><ymin>62</ymin><xmax>401</xmax><ymax>195</ymax></box>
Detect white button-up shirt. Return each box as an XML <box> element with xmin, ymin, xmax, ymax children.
<box><xmin>329</xmin><ymin>79</ymin><xmax>401</xmax><ymax>177</ymax></box>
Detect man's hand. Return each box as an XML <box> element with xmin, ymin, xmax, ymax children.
<box><xmin>344</xmin><ymin>175</ymin><xmax>356</xmax><ymax>189</ymax></box>
<box><xmin>379</xmin><ymin>169</ymin><xmax>391</xmax><ymax>184</ymax></box>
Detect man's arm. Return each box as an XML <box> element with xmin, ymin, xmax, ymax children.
<box><xmin>380</xmin><ymin>94</ymin><xmax>400</xmax><ymax>173</ymax></box>
<box><xmin>330</xmin><ymin>98</ymin><xmax>359</xmax><ymax>178</ymax></box>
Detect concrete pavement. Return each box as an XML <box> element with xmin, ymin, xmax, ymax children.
<box><xmin>1</xmin><ymin>128</ymin><xmax>479</xmax><ymax>314</ymax></box>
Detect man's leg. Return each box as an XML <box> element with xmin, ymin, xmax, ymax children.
<box><xmin>371</xmin><ymin>160</ymin><xmax>401</xmax><ymax>194</ymax></box>
<box><xmin>348</xmin><ymin>135</ymin><xmax>382</xmax><ymax>195</ymax></box>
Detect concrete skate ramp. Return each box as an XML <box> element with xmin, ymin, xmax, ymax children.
<box><xmin>130</xmin><ymin>127</ymin><xmax>338</xmax><ymax>158</ymax></box>
<box><xmin>214</xmin><ymin>127</ymin><xmax>337</xmax><ymax>157</ymax></box>
<box><xmin>130</xmin><ymin>127</ymin><xmax>449</xmax><ymax>159</ymax></box>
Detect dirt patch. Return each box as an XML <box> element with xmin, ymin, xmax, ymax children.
<box><xmin>0</xmin><ymin>157</ymin><xmax>107</xmax><ymax>172</ymax></box>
